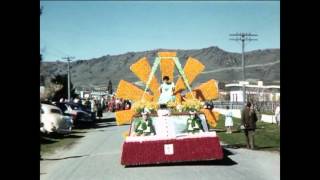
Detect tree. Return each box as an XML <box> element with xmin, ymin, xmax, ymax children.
<box><xmin>107</xmin><ymin>80</ymin><xmax>113</xmax><ymax>94</ymax></box>
<box><xmin>51</xmin><ymin>74</ymin><xmax>78</xmax><ymax>102</ymax></box>
<box><xmin>218</xmin><ymin>81</ymin><xmax>226</xmax><ymax>90</ymax></box>
<box><xmin>40</xmin><ymin>79</ymin><xmax>63</xmax><ymax>102</ymax></box>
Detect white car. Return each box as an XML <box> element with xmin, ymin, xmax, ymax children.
<box><xmin>40</xmin><ymin>103</ymin><xmax>73</xmax><ymax>134</ymax></box>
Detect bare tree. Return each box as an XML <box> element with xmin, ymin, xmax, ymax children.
<box><xmin>40</xmin><ymin>79</ymin><xmax>63</xmax><ymax>102</ymax></box>
<box><xmin>246</xmin><ymin>87</ymin><xmax>265</xmax><ymax>120</ymax></box>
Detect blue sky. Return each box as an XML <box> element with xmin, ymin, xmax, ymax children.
<box><xmin>40</xmin><ymin>1</ymin><xmax>280</xmax><ymax>61</ymax></box>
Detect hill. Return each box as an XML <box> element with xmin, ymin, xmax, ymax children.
<box><xmin>40</xmin><ymin>46</ymin><xmax>280</xmax><ymax>89</ymax></box>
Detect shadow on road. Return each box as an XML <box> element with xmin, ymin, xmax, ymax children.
<box><xmin>40</xmin><ymin>136</ymin><xmax>58</xmax><ymax>144</ymax></box>
<box><xmin>255</xmin><ymin>146</ymin><xmax>280</xmax><ymax>151</ymax></box>
<box><xmin>98</xmin><ymin>117</ymin><xmax>116</xmax><ymax>123</ymax></box>
<box><xmin>93</xmin><ymin>121</ymin><xmax>117</xmax><ymax>128</ymax></box>
<box><xmin>71</xmin><ymin>130</ymin><xmax>87</xmax><ymax>134</ymax></box>
<box><xmin>223</xmin><ymin>144</ymin><xmax>246</xmax><ymax>149</ymax></box>
<box><xmin>41</xmin><ymin>154</ymin><xmax>89</xmax><ymax>161</ymax></box>
<box><xmin>46</xmin><ymin>134</ymin><xmax>84</xmax><ymax>140</ymax></box>
<box><xmin>74</xmin><ymin>117</ymin><xmax>116</xmax><ymax>129</ymax></box>
<box><xmin>223</xmin><ymin>144</ymin><xmax>279</xmax><ymax>151</ymax></box>
<box><xmin>64</xmin><ymin>134</ymin><xmax>85</xmax><ymax>139</ymax></box>
<box><xmin>126</xmin><ymin>148</ymin><xmax>237</xmax><ymax>168</ymax></box>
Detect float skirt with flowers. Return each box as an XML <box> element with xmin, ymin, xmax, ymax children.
<box><xmin>120</xmin><ymin>98</ymin><xmax>223</xmax><ymax>166</ymax></box>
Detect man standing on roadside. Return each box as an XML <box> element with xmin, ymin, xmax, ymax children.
<box><xmin>241</xmin><ymin>102</ymin><xmax>258</xmax><ymax>150</ymax></box>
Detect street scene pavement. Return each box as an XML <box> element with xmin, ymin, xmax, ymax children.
<box><xmin>40</xmin><ymin>112</ymin><xmax>279</xmax><ymax>180</ymax></box>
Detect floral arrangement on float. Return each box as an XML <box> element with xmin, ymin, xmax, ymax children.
<box><xmin>181</xmin><ymin>98</ymin><xmax>203</xmax><ymax>113</ymax></box>
<box><xmin>132</xmin><ymin>100</ymin><xmax>158</xmax><ymax>114</ymax></box>
<box><xmin>166</xmin><ymin>100</ymin><xmax>180</xmax><ymax>112</ymax></box>
<box><xmin>166</xmin><ymin>98</ymin><xmax>204</xmax><ymax>114</ymax></box>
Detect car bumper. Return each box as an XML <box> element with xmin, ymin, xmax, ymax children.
<box><xmin>55</xmin><ymin>127</ymin><xmax>72</xmax><ymax>134</ymax></box>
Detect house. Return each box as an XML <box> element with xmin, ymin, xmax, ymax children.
<box><xmin>225</xmin><ymin>81</ymin><xmax>280</xmax><ymax>102</ymax></box>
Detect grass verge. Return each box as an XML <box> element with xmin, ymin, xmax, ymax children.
<box><xmin>214</xmin><ymin>115</ymin><xmax>280</xmax><ymax>151</ymax></box>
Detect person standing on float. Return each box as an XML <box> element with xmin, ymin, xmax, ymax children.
<box><xmin>158</xmin><ymin>76</ymin><xmax>175</xmax><ymax>105</ymax></box>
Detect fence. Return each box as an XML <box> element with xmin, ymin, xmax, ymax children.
<box><xmin>211</xmin><ymin>101</ymin><xmax>278</xmax><ymax>113</ymax></box>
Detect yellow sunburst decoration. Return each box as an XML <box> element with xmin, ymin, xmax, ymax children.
<box><xmin>115</xmin><ymin>52</ymin><xmax>220</xmax><ymax>127</ymax></box>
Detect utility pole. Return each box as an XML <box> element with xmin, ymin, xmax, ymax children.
<box><xmin>62</xmin><ymin>56</ymin><xmax>75</xmax><ymax>101</ymax></box>
<box><xmin>229</xmin><ymin>33</ymin><xmax>258</xmax><ymax>106</ymax></box>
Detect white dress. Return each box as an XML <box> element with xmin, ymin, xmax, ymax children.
<box><xmin>158</xmin><ymin>82</ymin><xmax>175</xmax><ymax>104</ymax></box>
<box><xmin>275</xmin><ymin>106</ymin><xmax>280</xmax><ymax>123</ymax></box>
<box><xmin>225</xmin><ymin>110</ymin><xmax>233</xmax><ymax>127</ymax></box>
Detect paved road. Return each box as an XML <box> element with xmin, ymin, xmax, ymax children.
<box><xmin>40</xmin><ymin>112</ymin><xmax>279</xmax><ymax>180</ymax></box>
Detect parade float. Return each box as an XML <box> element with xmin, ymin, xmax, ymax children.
<box><xmin>115</xmin><ymin>52</ymin><xmax>223</xmax><ymax>166</ymax></box>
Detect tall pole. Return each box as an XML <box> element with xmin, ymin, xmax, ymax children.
<box><xmin>241</xmin><ymin>36</ymin><xmax>246</xmax><ymax>106</ymax></box>
<box><xmin>62</xmin><ymin>56</ymin><xmax>75</xmax><ymax>102</ymax></box>
<box><xmin>229</xmin><ymin>33</ymin><xmax>258</xmax><ymax>106</ymax></box>
<box><xmin>67</xmin><ymin>59</ymin><xmax>71</xmax><ymax>101</ymax></box>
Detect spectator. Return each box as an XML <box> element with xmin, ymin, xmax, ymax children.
<box><xmin>91</xmin><ymin>99</ymin><xmax>97</xmax><ymax>114</ymax></box>
<box><xmin>73</xmin><ymin>98</ymin><xmax>77</xmax><ymax>103</ymax></box>
<box><xmin>97</xmin><ymin>101</ymin><xmax>103</xmax><ymax>120</ymax></box>
<box><xmin>100</xmin><ymin>97</ymin><xmax>105</xmax><ymax>111</ymax></box>
<box><xmin>241</xmin><ymin>102</ymin><xmax>258</xmax><ymax>150</ymax></box>
<box><xmin>85</xmin><ymin>99</ymin><xmax>91</xmax><ymax>111</ymax></box>
<box><xmin>115</xmin><ymin>98</ymin><xmax>121</xmax><ymax>110</ymax></box>
<box><xmin>225</xmin><ymin>106</ymin><xmax>233</xmax><ymax>134</ymax></box>
<box><xmin>204</xmin><ymin>101</ymin><xmax>214</xmax><ymax>111</ymax></box>
<box><xmin>124</xmin><ymin>100</ymin><xmax>131</xmax><ymax>110</ymax></box>
<box><xmin>108</xmin><ymin>97</ymin><xmax>115</xmax><ymax>112</ymax></box>
<box><xmin>275</xmin><ymin>104</ymin><xmax>280</xmax><ymax>126</ymax></box>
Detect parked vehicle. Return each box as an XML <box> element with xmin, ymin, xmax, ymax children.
<box><xmin>40</xmin><ymin>103</ymin><xmax>73</xmax><ymax>134</ymax></box>
<box><xmin>56</xmin><ymin>102</ymin><xmax>95</xmax><ymax>125</ymax></box>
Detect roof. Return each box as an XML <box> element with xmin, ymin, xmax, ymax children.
<box><xmin>225</xmin><ymin>83</ymin><xmax>280</xmax><ymax>89</ymax></box>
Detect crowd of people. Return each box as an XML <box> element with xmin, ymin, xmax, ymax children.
<box><xmin>57</xmin><ymin>96</ymin><xmax>132</xmax><ymax>119</ymax></box>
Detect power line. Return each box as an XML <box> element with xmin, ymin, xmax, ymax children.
<box><xmin>229</xmin><ymin>32</ymin><xmax>258</xmax><ymax>106</ymax></box>
<box><xmin>62</xmin><ymin>56</ymin><xmax>75</xmax><ymax>101</ymax></box>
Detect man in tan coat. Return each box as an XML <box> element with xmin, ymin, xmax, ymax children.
<box><xmin>241</xmin><ymin>102</ymin><xmax>258</xmax><ymax>149</ymax></box>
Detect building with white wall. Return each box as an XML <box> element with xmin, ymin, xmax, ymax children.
<box><xmin>225</xmin><ymin>81</ymin><xmax>280</xmax><ymax>102</ymax></box>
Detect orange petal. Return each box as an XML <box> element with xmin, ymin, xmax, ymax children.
<box><xmin>115</xmin><ymin>109</ymin><xmax>136</xmax><ymax>125</ymax></box>
<box><xmin>158</xmin><ymin>52</ymin><xmax>177</xmax><ymax>57</ymax></box>
<box><xmin>130</xmin><ymin>57</ymin><xmax>160</xmax><ymax>96</ymax></box>
<box><xmin>115</xmin><ymin>80</ymin><xmax>153</xmax><ymax>102</ymax></box>
<box><xmin>175</xmin><ymin>57</ymin><xmax>205</xmax><ymax>93</ymax></box>
<box><xmin>201</xmin><ymin>109</ymin><xmax>220</xmax><ymax>128</ymax></box>
<box><xmin>186</xmin><ymin>79</ymin><xmax>219</xmax><ymax>101</ymax></box>
<box><xmin>160</xmin><ymin>58</ymin><xmax>175</xmax><ymax>82</ymax></box>
<box><xmin>175</xmin><ymin>92</ymin><xmax>182</xmax><ymax>104</ymax></box>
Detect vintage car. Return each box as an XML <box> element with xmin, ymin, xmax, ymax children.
<box><xmin>40</xmin><ymin>103</ymin><xmax>73</xmax><ymax>134</ymax></box>
<box><xmin>55</xmin><ymin>102</ymin><xmax>95</xmax><ymax>125</ymax></box>
<box><xmin>121</xmin><ymin>110</ymin><xmax>223</xmax><ymax>166</ymax></box>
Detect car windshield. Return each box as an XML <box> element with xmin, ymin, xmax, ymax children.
<box><xmin>50</xmin><ymin>109</ymin><xmax>62</xmax><ymax>114</ymax></box>
<box><xmin>129</xmin><ymin>113</ymin><xmax>209</xmax><ymax>137</ymax></box>
<box><xmin>56</xmin><ymin>103</ymin><xmax>67</xmax><ymax>111</ymax></box>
